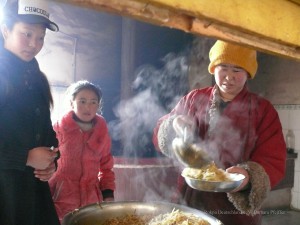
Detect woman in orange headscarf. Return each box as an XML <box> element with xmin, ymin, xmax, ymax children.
<box><xmin>152</xmin><ymin>40</ymin><xmax>286</xmax><ymax>225</ymax></box>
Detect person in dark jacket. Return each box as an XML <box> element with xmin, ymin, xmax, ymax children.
<box><xmin>0</xmin><ymin>0</ymin><xmax>60</xmax><ymax>224</ymax></box>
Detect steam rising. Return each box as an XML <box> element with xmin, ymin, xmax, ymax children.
<box><xmin>109</xmin><ymin>51</ymin><xmax>191</xmax><ymax>157</ymax></box>
<box><xmin>110</xmin><ymin>37</ymin><xmax>215</xmax><ymax>202</ymax></box>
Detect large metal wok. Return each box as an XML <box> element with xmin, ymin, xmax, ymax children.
<box><xmin>62</xmin><ymin>201</ymin><xmax>223</xmax><ymax>225</ymax></box>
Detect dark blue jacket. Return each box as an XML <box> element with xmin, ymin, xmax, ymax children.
<box><xmin>0</xmin><ymin>46</ymin><xmax>60</xmax><ymax>225</ymax></box>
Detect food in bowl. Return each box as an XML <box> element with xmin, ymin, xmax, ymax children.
<box><xmin>182</xmin><ymin>162</ymin><xmax>232</xmax><ymax>182</ymax></box>
<box><xmin>181</xmin><ymin>163</ymin><xmax>245</xmax><ymax>192</ymax></box>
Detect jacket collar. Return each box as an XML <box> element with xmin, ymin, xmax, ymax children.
<box><xmin>0</xmin><ymin>44</ymin><xmax>39</xmax><ymax>71</ymax></box>
<box><xmin>58</xmin><ymin>110</ymin><xmax>102</xmax><ymax>133</ymax></box>
<box><xmin>211</xmin><ymin>84</ymin><xmax>249</xmax><ymax>103</ymax></box>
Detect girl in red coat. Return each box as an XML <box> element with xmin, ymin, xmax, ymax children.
<box><xmin>152</xmin><ymin>40</ymin><xmax>286</xmax><ymax>225</ymax></box>
<box><xmin>49</xmin><ymin>80</ymin><xmax>115</xmax><ymax>221</ymax></box>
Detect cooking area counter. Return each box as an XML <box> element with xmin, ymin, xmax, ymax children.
<box><xmin>113</xmin><ymin>156</ymin><xmax>181</xmax><ymax>202</ymax></box>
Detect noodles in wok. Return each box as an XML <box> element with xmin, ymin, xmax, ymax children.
<box><xmin>103</xmin><ymin>209</ymin><xmax>210</xmax><ymax>225</ymax></box>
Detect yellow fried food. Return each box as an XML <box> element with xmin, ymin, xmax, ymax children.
<box><xmin>182</xmin><ymin>162</ymin><xmax>232</xmax><ymax>182</ymax></box>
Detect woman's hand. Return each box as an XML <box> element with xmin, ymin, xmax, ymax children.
<box><xmin>27</xmin><ymin>147</ymin><xmax>58</xmax><ymax>170</ymax></box>
<box><xmin>226</xmin><ymin>166</ymin><xmax>250</xmax><ymax>192</ymax></box>
<box><xmin>34</xmin><ymin>161</ymin><xmax>56</xmax><ymax>182</ymax></box>
<box><xmin>173</xmin><ymin>115</ymin><xmax>195</xmax><ymax>143</ymax></box>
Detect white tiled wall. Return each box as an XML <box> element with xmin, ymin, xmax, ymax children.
<box><xmin>275</xmin><ymin>105</ymin><xmax>300</xmax><ymax>210</ymax></box>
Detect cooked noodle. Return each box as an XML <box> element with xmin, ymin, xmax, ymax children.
<box><xmin>182</xmin><ymin>162</ymin><xmax>231</xmax><ymax>182</ymax></box>
<box><xmin>102</xmin><ymin>209</ymin><xmax>210</xmax><ymax>225</ymax></box>
<box><xmin>103</xmin><ymin>214</ymin><xmax>152</xmax><ymax>225</ymax></box>
<box><xmin>149</xmin><ymin>209</ymin><xmax>210</xmax><ymax>225</ymax></box>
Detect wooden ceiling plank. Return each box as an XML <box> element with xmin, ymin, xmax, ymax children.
<box><xmin>53</xmin><ymin>0</ymin><xmax>193</xmax><ymax>31</ymax></box>
<box><xmin>53</xmin><ymin>0</ymin><xmax>300</xmax><ymax>60</ymax></box>
<box><xmin>191</xmin><ymin>18</ymin><xmax>300</xmax><ymax>61</ymax></box>
<box><xmin>134</xmin><ymin>0</ymin><xmax>300</xmax><ymax>47</ymax></box>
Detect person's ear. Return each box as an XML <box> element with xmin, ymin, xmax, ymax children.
<box><xmin>70</xmin><ymin>100</ymin><xmax>74</xmax><ymax>109</ymax></box>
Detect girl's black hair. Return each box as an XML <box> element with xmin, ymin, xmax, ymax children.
<box><xmin>66</xmin><ymin>80</ymin><xmax>103</xmax><ymax>114</ymax></box>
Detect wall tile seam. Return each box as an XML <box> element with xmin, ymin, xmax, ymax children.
<box><xmin>274</xmin><ymin>104</ymin><xmax>300</xmax><ymax>110</ymax></box>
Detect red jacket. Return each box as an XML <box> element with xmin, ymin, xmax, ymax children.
<box><xmin>153</xmin><ymin>86</ymin><xmax>286</xmax><ymax>225</ymax></box>
<box><xmin>49</xmin><ymin>111</ymin><xmax>115</xmax><ymax>221</ymax></box>
<box><xmin>153</xmin><ymin>86</ymin><xmax>286</xmax><ymax>187</ymax></box>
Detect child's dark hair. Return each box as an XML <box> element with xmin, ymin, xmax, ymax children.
<box><xmin>66</xmin><ymin>80</ymin><xmax>103</xmax><ymax>114</ymax></box>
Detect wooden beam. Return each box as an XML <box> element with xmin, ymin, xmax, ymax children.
<box><xmin>53</xmin><ymin>0</ymin><xmax>193</xmax><ymax>31</ymax></box>
<box><xmin>134</xmin><ymin>0</ymin><xmax>300</xmax><ymax>47</ymax></box>
<box><xmin>190</xmin><ymin>18</ymin><xmax>300</xmax><ymax>61</ymax></box>
<box><xmin>53</xmin><ymin>0</ymin><xmax>300</xmax><ymax>61</ymax></box>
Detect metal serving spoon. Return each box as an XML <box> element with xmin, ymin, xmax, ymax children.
<box><xmin>172</xmin><ymin>127</ymin><xmax>212</xmax><ymax>168</ymax></box>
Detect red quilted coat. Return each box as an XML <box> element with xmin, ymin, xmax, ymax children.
<box><xmin>49</xmin><ymin>111</ymin><xmax>115</xmax><ymax>221</ymax></box>
<box><xmin>153</xmin><ymin>86</ymin><xmax>286</xmax><ymax>225</ymax></box>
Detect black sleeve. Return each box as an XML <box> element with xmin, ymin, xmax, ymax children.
<box><xmin>102</xmin><ymin>189</ymin><xmax>114</xmax><ymax>199</ymax></box>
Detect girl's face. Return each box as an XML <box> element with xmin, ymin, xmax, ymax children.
<box><xmin>71</xmin><ymin>89</ymin><xmax>99</xmax><ymax>122</ymax></box>
<box><xmin>214</xmin><ymin>63</ymin><xmax>248</xmax><ymax>100</ymax></box>
<box><xmin>2</xmin><ymin>21</ymin><xmax>46</xmax><ymax>62</ymax></box>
